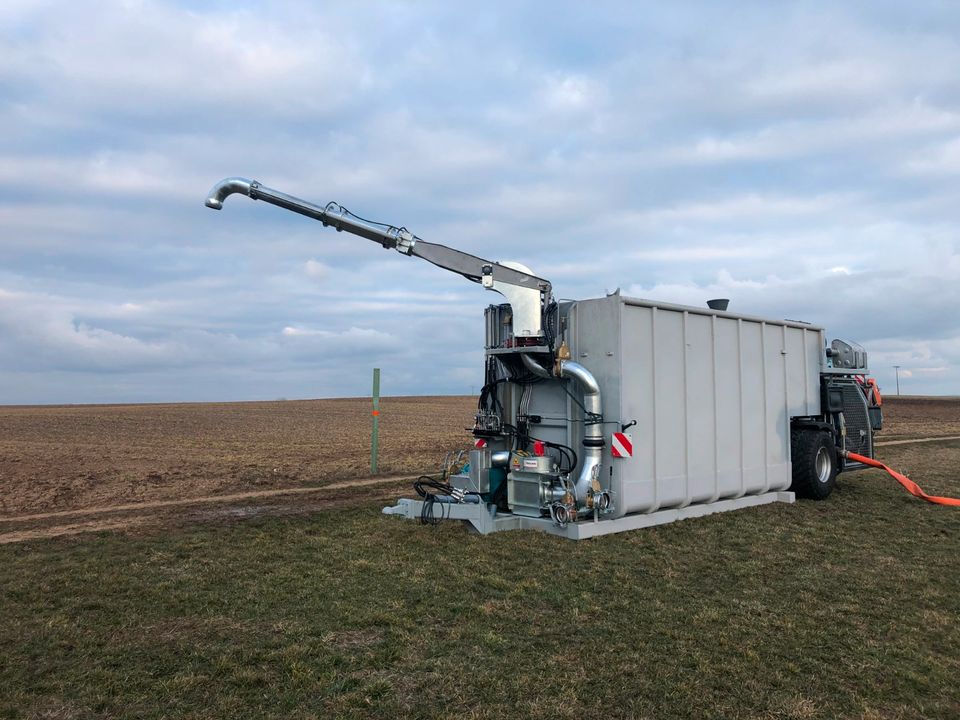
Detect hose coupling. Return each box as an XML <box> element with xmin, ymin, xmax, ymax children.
<box><xmin>593</xmin><ymin>490</ymin><xmax>612</xmax><ymax>513</ymax></box>
<box><xmin>550</xmin><ymin>502</ymin><xmax>574</xmax><ymax>527</ymax></box>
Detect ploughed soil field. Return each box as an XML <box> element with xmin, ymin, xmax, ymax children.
<box><xmin>875</xmin><ymin>395</ymin><xmax>960</xmax><ymax>440</ymax></box>
<box><xmin>0</xmin><ymin>396</ymin><xmax>477</xmax><ymax>519</ymax></box>
<box><xmin>0</xmin><ymin>395</ymin><xmax>958</xmax><ymax>542</ymax></box>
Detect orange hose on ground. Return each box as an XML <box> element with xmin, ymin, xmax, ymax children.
<box><xmin>844</xmin><ymin>451</ymin><xmax>960</xmax><ymax>507</ymax></box>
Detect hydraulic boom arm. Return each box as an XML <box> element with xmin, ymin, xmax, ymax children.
<box><xmin>205</xmin><ymin>177</ymin><xmax>552</xmax><ymax>338</ymax></box>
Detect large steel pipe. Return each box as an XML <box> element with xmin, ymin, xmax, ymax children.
<box><xmin>559</xmin><ymin>360</ymin><xmax>605</xmax><ymax>509</ymax></box>
<box><xmin>205</xmin><ymin>177</ymin><xmax>413</xmax><ymax>249</ymax></box>
<box><xmin>522</xmin><ymin>354</ymin><xmax>605</xmax><ymax>511</ymax></box>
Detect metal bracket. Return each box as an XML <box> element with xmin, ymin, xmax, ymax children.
<box><xmin>481</xmin><ymin>264</ymin><xmax>494</xmax><ymax>288</ymax></box>
<box><xmin>396</xmin><ymin>230</ymin><xmax>416</xmax><ymax>255</ymax></box>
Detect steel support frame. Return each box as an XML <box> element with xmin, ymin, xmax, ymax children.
<box><xmin>382</xmin><ymin>491</ymin><xmax>795</xmax><ymax>540</ymax></box>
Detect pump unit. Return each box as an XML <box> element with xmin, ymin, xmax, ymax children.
<box><xmin>206</xmin><ymin>177</ymin><xmax>883</xmax><ymax>539</ymax></box>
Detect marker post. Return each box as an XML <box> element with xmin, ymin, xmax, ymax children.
<box><xmin>371</xmin><ymin>368</ymin><xmax>381</xmax><ymax>474</ymax></box>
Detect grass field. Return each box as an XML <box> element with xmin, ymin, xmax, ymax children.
<box><xmin>1</xmin><ymin>398</ymin><xmax>959</xmax><ymax>718</ymax></box>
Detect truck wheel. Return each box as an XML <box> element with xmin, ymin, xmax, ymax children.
<box><xmin>790</xmin><ymin>430</ymin><xmax>837</xmax><ymax>500</ymax></box>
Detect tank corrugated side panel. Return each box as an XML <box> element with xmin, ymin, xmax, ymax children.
<box><xmin>651</xmin><ymin>308</ymin><xmax>687</xmax><ymax>508</ymax></box>
<box><xmin>739</xmin><ymin>320</ymin><xmax>768</xmax><ymax>496</ymax></box>
<box><xmin>714</xmin><ymin>317</ymin><xmax>746</xmax><ymax>499</ymax></box>
<box><xmin>582</xmin><ymin>296</ymin><xmax>825</xmax><ymax>518</ymax></box>
<box><xmin>762</xmin><ymin>322</ymin><xmax>790</xmax><ymax>492</ymax></box>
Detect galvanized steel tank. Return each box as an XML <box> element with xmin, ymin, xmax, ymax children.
<box><xmin>554</xmin><ymin>294</ymin><xmax>824</xmax><ymax>517</ymax></box>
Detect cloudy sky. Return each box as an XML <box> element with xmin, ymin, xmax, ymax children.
<box><xmin>2</xmin><ymin>1</ymin><xmax>959</xmax><ymax>403</ymax></box>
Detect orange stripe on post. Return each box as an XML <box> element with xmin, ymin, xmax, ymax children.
<box><xmin>372</xmin><ymin>410</ymin><xmax>380</xmax><ymax>416</ymax></box>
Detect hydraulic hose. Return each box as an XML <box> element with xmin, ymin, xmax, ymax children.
<box><xmin>843</xmin><ymin>451</ymin><xmax>960</xmax><ymax>507</ymax></box>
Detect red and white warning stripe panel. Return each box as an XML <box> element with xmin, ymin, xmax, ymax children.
<box><xmin>611</xmin><ymin>432</ymin><xmax>633</xmax><ymax>458</ymax></box>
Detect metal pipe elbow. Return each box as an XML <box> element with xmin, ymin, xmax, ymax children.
<box><xmin>205</xmin><ymin>177</ymin><xmax>255</xmax><ymax>210</ymax></box>
<box><xmin>558</xmin><ymin>360</ymin><xmax>600</xmax><ymax>401</ymax></box>
<box><xmin>520</xmin><ymin>353</ymin><xmax>553</xmax><ymax>378</ymax></box>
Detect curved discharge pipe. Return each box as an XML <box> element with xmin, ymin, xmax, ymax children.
<box><xmin>522</xmin><ymin>354</ymin><xmax>605</xmax><ymax>510</ymax></box>
<box><xmin>205</xmin><ymin>177</ymin><xmax>254</xmax><ymax>210</ymax></box>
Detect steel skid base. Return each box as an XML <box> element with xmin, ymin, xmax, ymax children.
<box><xmin>382</xmin><ymin>491</ymin><xmax>795</xmax><ymax>540</ymax></box>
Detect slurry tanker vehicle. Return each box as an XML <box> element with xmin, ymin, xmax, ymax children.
<box><xmin>206</xmin><ymin>177</ymin><xmax>883</xmax><ymax>539</ymax></box>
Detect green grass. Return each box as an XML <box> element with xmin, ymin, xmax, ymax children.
<box><xmin>2</xmin><ymin>443</ymin><xmax>959</xmax><ymax>719</ymax></box>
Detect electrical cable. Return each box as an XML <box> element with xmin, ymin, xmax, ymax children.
<box><xmin>557</xmin><ymin>381</ymin><xmax>604</xmax><ymax>426</ymax></box>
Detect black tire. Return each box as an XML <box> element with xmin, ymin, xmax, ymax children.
<box><xmin>790</xmin><ymin>429</ymin><xmax>837</xmax><ymax>500</ymax></box>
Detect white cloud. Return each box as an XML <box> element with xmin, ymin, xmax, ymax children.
<box><xmin>903</xmin><ymin>136</ymin><xmax>960</xmax><ymax>175</ymax></box>
<box><xmin>542</xmin><ymin>73</ymin><xmax>605</xmax><ymax>113</ymax></box>
<box><xmin>0</xmin><ymin>288</ymin><xmax>181</xmax><ymax>371</ymax></box>
<box><xmin>0</xmin><ymin>1</ymin><xmax>367</xmax><ymax>122</ymax></box>
<box><xmin>304</xmin><ymin>259</ymin><xmax>329</xmax><ymax>279</ymax></box>
<box><xmin>0</xmin><ymin>151</ymin><xmax>206</xmax><ymax>201</ymax></box>
<box><xmin>746</xmin><ymin>60</ymin><xmax>891</xmax><ymax>103</ymax></box>
<box><xmin>640</xmin><ymin>193</ymin><xmax>855</xmax><ymax>224</ymax></box>
<box><xmin>280</xmin><ymin>325</ymin><xmax>393</xmax><ymax>344</ymax></box>
<box><xmin>658</xmin><ymin>103</ymin><xmax>960</xmax><ymax>166</ymax></box>
<box><xmin>279</xmin><ymin>325</ymin><xmax>400</xmax><ymax>355</ymax></box>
